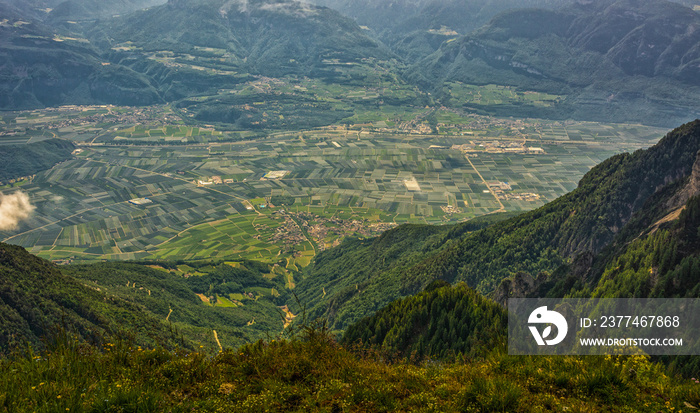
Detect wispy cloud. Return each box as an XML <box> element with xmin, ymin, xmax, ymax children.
<box><xmin>0</xmin><ymin>191</ymin><xmax>35</xmax><ymax>231</ymax></box>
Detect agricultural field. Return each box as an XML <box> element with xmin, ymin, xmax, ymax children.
<box><xmin>443</xmin><ymin>82</ymin><xmax>563</xmax><ymax>108</ymax></box>
<box><xmin>0</xmin><ymin>95</ymin><xmax>667</xmax><ymax>266</ymax></box>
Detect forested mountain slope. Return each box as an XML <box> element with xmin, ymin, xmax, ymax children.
<box><xmin>0</xmin><ymin>139</ymin><xmax>74</xmax><ymax>184</ymax></box>
<box><xmin>0</xmin><ymin>2</ymin><xmax>162</xmax><ymax>109</ymax></box>
<box><xmin>341</xmin><ymin>190</ymin><xmax>700</xmax><ymax>374</ymax></box>
<box><xmin>0</xmin><ymin>243</ymin><xmax>183</xmax><ymax>351</ymax></box>
<box><xmin>0</xmin><ymin>241</ymin><xmax>294</xmax><ymax>352</ymax></box>
<box><xmin>63</xmin><ymin>260</ymin><xmax>288</xmax><ymax>349</ymax></box>
<box><xmin>342</xmin><ymin>281</ymin><xmax>506</xmax><ymax>359</ymax></box>
<box><xmin>85</xmin><ymin>0</ymin><xmax>395</xmax><ymax>98</ymax></box>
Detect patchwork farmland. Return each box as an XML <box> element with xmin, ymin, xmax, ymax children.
<box><xmin>0</xmin><ymin>103</ymin><xmax>665</xmax><ymax>266</ymax></box>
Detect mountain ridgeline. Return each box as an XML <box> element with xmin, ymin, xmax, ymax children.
<box><xmin>0</xmin><ymin>2</ymin><xmax>162</xmax><ymax>109</ymax></box>
<box><xmin>0</xmin><ymin>139</ymin><xmax>74</xmax><ymax>184</ymax></box>
<box><xmin>308</xmin><ymin>0</ymin><xmax>577</xmax><ymax>59</ymax></box>
<box><xmin>409</xmin><ymin>0</ymin><xmax>700</xmax><ymax>126</ymax></box>
<box><xmin>294</xmin><ymin>120</ymin><xmax>700</xmax><ymax>337</ymax></box>
<box><xmin>1</xmin><ymin>0</ymin><xmax>700</xmax><ymax>126</ymax></box>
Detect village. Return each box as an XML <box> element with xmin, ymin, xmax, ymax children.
<box><xmin>258</xmin><ymin>209</ymin><xmax>397</xmax><ymax>253</ymax></box>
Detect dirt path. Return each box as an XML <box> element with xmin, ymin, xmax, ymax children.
<box><xmin>280</xmin><ymin>305</ymin><xmax>296</xmax><ymax>329</ymax></box>
<box><xmin>647</xmin><ymin>206</ymin><xmax>686</xmax><ymax>236</ymax></box>
<box><xmin>465</xmin><ymin>156</ymin><xmax>505</xmax><ymax>213</ymax></box>
<box><xmin>213</xmin><ymin>330</ymin><xmax>223</xmax><ymax>352</ymax></box>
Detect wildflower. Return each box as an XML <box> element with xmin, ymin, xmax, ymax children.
<box><xmin>219</xmin><ymin>383</ymin><xmax>235</xmax><ymax>395</ymax></box>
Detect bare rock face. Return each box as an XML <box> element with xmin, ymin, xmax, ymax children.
<box><xmin>666</xmin><ymin>150</ymin><xmax>700</xmax><ymax>210</ymax></box>
<box><xmin>492</xmin><ymin>271</ymin><xmax>538</xmax><ymax>307</ymax></box>
<box><xmin>684</xmin><ymin>150</ymin><xmax>700</xmax><ymax>197</ymax></box>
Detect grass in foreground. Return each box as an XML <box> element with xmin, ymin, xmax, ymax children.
<box><xmin>1</xmin><ymin>327</ymin><xmax>699</xmax><ymax>412</ymax></box>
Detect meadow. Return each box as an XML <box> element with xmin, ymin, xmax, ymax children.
<box><xmin>1</xmin><ymin>324</ymin><xmax>698</xmax><ymax>413</ymax></box>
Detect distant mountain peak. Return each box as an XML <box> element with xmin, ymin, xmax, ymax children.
<box><xmin>218</xmin><ymin>0</ymin><xmax>250</xmax><ymax>15</ymax></box>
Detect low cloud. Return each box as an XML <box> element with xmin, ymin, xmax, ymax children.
<box><xmin>0</xmin><ymin>191</ymin><xmax>35</xmax><ymax>231</ymax></box>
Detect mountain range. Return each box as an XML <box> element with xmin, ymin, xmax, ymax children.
<box><xmin>86</xmin><ymin>0</ymin><xmax>394</xmax><ymax>98</ymax></box>
<box><xmin>0</xmin><ymin>0</ymin><xmax>396</xmax><ymax>109</ymax></box>
<box><xmin>0</xmin><ymin>1</ymin><xmax>161</xmax><ymax>109</ymax></box>
<box><xmin>1</xmin><ymin>0</ymin><xmax>700</xmax><ymax>125</ymax></box>
<box><xmin>409</xmin><ymin>0</ymin><xmax>700</xmax><ymax>126</ymax></box>
<box><xmin>308</xmin><ymin>0</ymin><xmax>577</xmax><ymax>59</ymax></box>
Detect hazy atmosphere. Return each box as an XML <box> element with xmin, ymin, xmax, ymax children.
<box><xmin>1</xmin><ymin>0</ymin><xmax>700</xmax><ymax>411</ymax></box>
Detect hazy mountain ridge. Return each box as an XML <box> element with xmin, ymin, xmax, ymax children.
<box><xmin>46</xmin><ymin>0</ymin><xmax>166</xmax><ymax>23</ymax></box>
<box><xmin>408</xmin><ymin>0</ymin><xmax>700</xmax><ymax>126</ymax></box>
<box><xmin>566</xmin><ymin>0</ymin><xmax>700</xmax><ymax>80</ymax></box>
<box><xmin>308</xmin><ymin>0</ymin><xmax>574</xmax><ymax>39</ymax></box>
<box><xmin>0</xmin><ymin>139</ymin><xmax>74</xmax><ymax>184</ymax></box>
<box><xmin>306</xmin><ymin>0</ymin><xmax>579</xmax><ymax>62</ymax></box>
<box><xmin>89</xmin><ymin>0</ymin><xmax>394</xmax><ymax>82</ymax></box>
<box><xmin>0</xmin><ymin>3</ymin><xmax>163</xmax><ymax>109</ymax></box>
<box><xmin>0</xmin><ymin>0</ymin><xmax>167</xmax><ymax>22</ymax></box>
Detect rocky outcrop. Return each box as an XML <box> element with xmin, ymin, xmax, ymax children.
<box><xmin>666</xmin><ymin>150</ymin><xmax>700</xmax><ymax>210</ymax></box>
<box><xmin>492</xmin><ymin>272</ymin><xmax>541</xmax><ymax>307</ymax></box>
